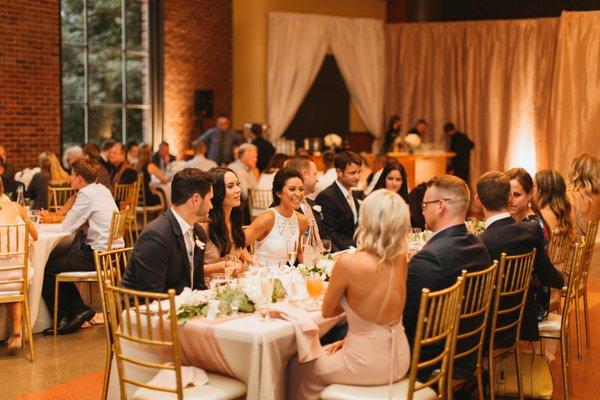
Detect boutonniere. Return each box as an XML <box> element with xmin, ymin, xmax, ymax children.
<box><xmin>194</xmin><ymin>236</ymin><xmax>205</xmax><ymax>250</ymax></box>
<box><xmin>357</xmin><ymin>199</ymin><xmax>363</xmax><ymax>205</ymax></box>
<box><xmin>312</xmin><ymin>204</ymin><xmax>322</xmax><ymax>213</ymax></box>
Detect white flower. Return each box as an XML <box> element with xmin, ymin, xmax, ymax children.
<box><xmin>312</xmin><ymin>205</ymin><xmax>322</xmax><ymax>213</ymax></box>
<box><xmin>176</xmin><ymin>287</ymin><xmax>210</xmax><ymax>308</ymax></box>
<box><xmin>324</xmin><ymin>133</ymin><xmax>342</xmax><ymax>148</ymax></box>
<box><xmin>195</xmin><ymin>238</ymin><xmax>205</xmax><ymax>250</ymax></box>
<box><xmin>316</xmin><ymin>258</ymin><xmax>335</xmax><ymax>277</ymax></box>
<box><xmin>404</xmin><ymin>133</ymin><xmax>422</xmax><ymax>149</ymax></box>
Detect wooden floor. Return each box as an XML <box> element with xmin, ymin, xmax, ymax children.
<box><xmin>2</xmin><ymin>244</ymin><xmax>600</xmax><ymax>399</ymax></box>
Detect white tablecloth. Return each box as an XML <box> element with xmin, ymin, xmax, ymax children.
<box><xmin>0</xmin><ymin>224</ymin><xmax>70</xmax><ymax>339</ymax></box>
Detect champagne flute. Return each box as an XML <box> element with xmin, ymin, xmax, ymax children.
<box><xmin>305</xmin><ymin>273</ymin><xmax>324</xmax><ymax>306</ymax></box>
<box><xmin>286</xmin><ymin>240</ymin><xmax>298</xmax><ymax>267</ymax></box>
<box><xmin>260</xmin><ymin>275</ymin><xmax>274</xmax><ymax>322</ymax></box>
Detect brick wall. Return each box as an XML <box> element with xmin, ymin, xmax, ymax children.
<box><xmin>0</xmin><ymin>0</ymin><xmax>61</xmax><ymax>171</ymax></box>
<box><xmin>163</xmin><ymin>0</ymin><xmax>232</xmax><ymax>155</ymax></box>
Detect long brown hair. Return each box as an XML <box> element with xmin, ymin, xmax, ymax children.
<box><xmin>535</xmin><ymin>169</ymin><xmax>573</xmax><ymax>233</ymax></box>
<box><xmin>135</xmin><ymin>144</ymin><xmax>152</xmax><ymax>172</ymax></box>
<box><xmin>569</xmin><ymin>152</ymin><xmax>600</xmax><ymax>196</ymax></box>
<box><xmin>507</xmin><ymin>167</ymin><xmax>549</xmax><ymax>228</ymax></box>
<box><xmin>39</xmin><ymin>152</ymin><xmax>70</xmax><ymax>185</ymax></box>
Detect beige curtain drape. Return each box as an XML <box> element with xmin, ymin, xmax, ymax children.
<box><xmin>547</xmin><ymin>11</ymin><xmax>600</xmax><ymax>176</ymax></box>
<box><xmin>267</xmin><ymin>13</ymin><xmax>330</xmax><ymax>141</ymax></box>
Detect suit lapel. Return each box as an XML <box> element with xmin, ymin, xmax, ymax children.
<box><xmin>331</xmin><ymin>182</ymin><xmax>354</xmax><ymax>221</ymax></box>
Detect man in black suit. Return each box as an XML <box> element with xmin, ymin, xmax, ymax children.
<box><xmin>108</xmin><ymin>142</ymin><xmax>138</xmax><ymax>187</ymax></box>
<box><xmin>122</xmin><ymin>168</ymin><xmax>214</xmax><ymax>293</ymax></box>
<box><xmin>404</xmin><ymin>175</ymin><xmax>491</xmax><ymax>381</ymax></box>
<box><xmin>250</xmin><ymin>123</ymin><xmax>275</xmax><ymax>172</ymax></box>
<box><xmin>475</xmin><ymin>171</ymin><xmax>564</xmax><ymax>348</ymax></box>
<box><xmin>152</xmin><ymin>141</ymin><xmax>176</xmax><ymax>173</ymax></box>
<box><xmin>315</xmin><ymin>151</ymin><xmax>363</xmax><ymax>252</ymax></box>
<box><xmin>445</xmin><ymin>122</ymin><xmax>474</xmax><ymax>184</ymax></box>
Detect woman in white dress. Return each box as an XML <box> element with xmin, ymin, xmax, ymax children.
<box><xmin>0</xmin><ymin>180</ymin><xmax>38</xmax><ymax>354</ymax></box>
<box><xmin>245</xmin><ymin>168</ymin><xmax>308</xmax><ymax>266</ymax></box>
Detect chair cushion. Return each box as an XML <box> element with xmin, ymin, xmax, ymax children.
<box><xmin>320</xmin><ymin>378</ymin><xmax>437</xmax><ymax>400</ymax></box>
<box><xmin>538</xmin><ymin>312</ymin><xmax>562</xmax><ymax>335</ymax></box>
<box><xmin>132</xmin><ymin>372</ymin><xmax>247</xmax><ymax>400</ymax></box>
<box><xmin>56</xmin><ymin>271</ymin><xmax>97</xmax><ymax>278</ymax></box>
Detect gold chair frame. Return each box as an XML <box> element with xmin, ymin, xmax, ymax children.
<box><xmin>248</xmin><ymin>189</ymin><xmax>273</xmax><ymax>221</ymax></box>
<box><xmin>487</xmin><ymin>248</ymin><xmax>537</xmax><ymax>400</ymax></box>
<box><xmin>136</xmin><ymin>173</ymin><xmax>165</xmax><ymax>229</ymax></box>
<box><xmin>47</xmin><ymin>186</ymin><xmax>76</xmax><ymax>212</ymax></box>
<box><xmin>0</xmin><ymin>222</ymin><xmax>33</xmax><ymax>361</ymax></box>
<box><xmin>113</xmin><ymin>181</ymin><xmax>140</xmax><ymax>246</ymax></box>
<box><xmin>449</xmin><ymin>262</ymin><xmax>498</xmax><ymax>400</ymax></box>
<box><xmin>548</xmin><ymin>230</ymin><xmax>573</xmax><ymax>266</ymax></box>
<box><xmin>53</xmin><ymin>208</ymin><xmax>130</xmax><ymax>335</ymax></box>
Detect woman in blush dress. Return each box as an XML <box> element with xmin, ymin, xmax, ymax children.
<box><xmin>566</xmin><ymin>153</ymin><xmax>600</xmax><ymax>236</ymax></box>
<box><xmin>245</xmin><ymin>168</ymin><xmax>307</xmax><ymax>266</ymax></box>
<box><xmin>289</xmin><ymin>189</ymin><xmax>411</xmax><ymax>399</ymax></box>
<box><xmin>201</xmin><ymin>167</ymin><xmax>251</xmax><ymax>277</ymax></box>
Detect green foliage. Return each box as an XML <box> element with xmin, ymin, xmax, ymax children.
<box><xmin>272</xmin><ymin>278</ymin><xmax>287</xmax><ymax>302</ymax></box>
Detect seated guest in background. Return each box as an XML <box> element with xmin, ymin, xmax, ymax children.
<box><xmin>184</xmin><ymin>139</ymin><xmax>218</xmax><ymax>171</ymax></box>
<box><xmin>408</xmin><ymin>118</ymin><xmax>428</xmax><ymax>138</ymax></box>
<box><xmin>404</xmin><ymin>175</ymin><xmax>491</xmax><ymax>381</ymax></box>
<box><xmin>381</xmin><ymin>115</ymin><xmax>401</xmax><ymax>153</ymax></box>
<box><xmin>135</xmin><ymin>144</ymin><xmax>168</xmax><ymax>207</ymax></box>
<box><xmin>199</xmin><ymin>114</ymin><xmax>241</xmax><ymax>166</ymax></box>
<box><xmin>535</xmin><ymin>169</ymin><xmax>574</xmax><ymax>235</ymax></box>
<box><xmin>313</xmin><ymin>150</ymin><xmax>336</xmax><ymax>198</ymax></box>
<box><xmin>566</xmin><ymin>153</ymin><xmax>600</xmax><ymax>236</ymax></box>
<box><xmin>108</xmin><ymin>142</ymin><xmax>137</xmax><ymax>187</ymax></box>
<box><xmin>152</xmin><ymin>141</ymin><xmax>176</xmax><ymax>173</ymax></box>
<box><xmin>0</xmin><ymin>179</ymin><xmax>38</xmax><ymax>352</ymax></box>
<box><xmin>126</xmin><ymin>140</ymin><xmax>139</xmax><ymax>166</ymax></box>
<box><xmin>201</xmin><ymin>167</ymin><xmax>250</xmax><ymax>276</ymax></box>
<box><xmin>62</xmin><ymin>145</ymin><xmax>83</xmax><ymax>172</ymax></box>
<box><xmin>257</xmin><ymin>153</ymin><xmax>288</xmax><ymax>191</ymax></box>
<box><xmin>476</xmin><ymin>171</ymin><xmax>564</xmax><ymax>346</ymax></box>
<box><xmin>286</xmin><ymin>156</ymin><xmax>324</xmax><ymax>242</ymax></box>
<box><xmin>39</xmin><ymin>158</ymin><xmax>122</xmax><ymax>335</ymax></box>
<box><xmin>0</xmin><ymin>157</ymin><xmax>24</xmax><ymax>201</ymax></box>
<box><xmin>0</xmin><ymin>145</ymin><xmax>16</xmax><ymax>179</ymax></box>
<box><xmin>228</xmin><ymin>143</ymin><xmax>258</xmax><ymax>203</ymax></box>
<box><xmin>408</xmin><ymin>182</ymin><xmax>427</xmax><ymax>230</ymax></box>
<box><xmin>82</xmin><ymin>142</ymin><xmax>111</xmax><ymax>188</ymax></box>
<box><xmin>289</xmin><ymin>190</ymin><xmax>411</xmax><ymax>399</ymax></box>
<box><xmin>372</xmin><ymin>161</ymin><xmax>409</xmax><ymax>203</ymax></box>
<box><xmin>99</xmin><ymin>139</ymin><xmax>116</xmax><ymax>175</ymax></box>
<box><xmin>445</xmin><ymin>122</ymin><xmax>474</xmax><ymax>184</ymax></box>
<box><xmin>27</xmin><ymin>152</ymin><xmax>70</xmax><ymax>210</ymax></box>
<box><xmin>245</xmin><ymin>168</ymin><xmax>308</xmax><ymax>266</ymax></box>
<box><xmin>316</xmin><ymin>151</ymin><xmax>363</xmax><ymax>252</ymax></box>
<box><xmin>251</xmin><ymin>123</ymin><xmax>275</xmax><ymax>172</ymax></box>
<box><xmin>122</xmin><ymin>168</ymin><xmax>214</xmax><ymax>293</ymax></box>
<box><xmin>364</xmin><ymin>153</ymin><xmax>390</xmax><ymax>195</ymax></box>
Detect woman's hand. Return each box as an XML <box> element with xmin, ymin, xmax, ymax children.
<box><xmin>324</xmin><ymin>339</ymin><xmax>345</xmax><ymax>355</ymax></box>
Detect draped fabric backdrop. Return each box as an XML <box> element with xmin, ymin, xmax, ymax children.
<box><xmin>267</xmin><ymin>13</ymin><xmax>386</xmax><ymax>142</ymax></box>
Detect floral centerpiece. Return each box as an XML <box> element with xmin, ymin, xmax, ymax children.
<box><xmin>323</xmin><ymin>133</ymin><xmax>343</xmax><ymax>150</ymax></box>
<box><xmin>466</xmin><ymin>219</ymin><xmax>486</xmax><ymax>235</ymax></box>
<box><xmin>298</xmin><ymin>254</ymin><xmax>335</xmax><ymax>280</ymax></box>
<box><xmin>404</xmin><ymin>133</ymin><xmax>422</xmax><ymax>153</ymax></box>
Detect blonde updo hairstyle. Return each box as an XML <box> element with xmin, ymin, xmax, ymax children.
<box><xmin>354</xmin><ymin>189</ymin><xmax>410</xmax><ymax>264</ymax></box>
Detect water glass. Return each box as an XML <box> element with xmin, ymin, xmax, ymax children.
<box><xmin>259</xmin><ymin>275</ymin><xmax>274</xmax><ymax>322</ymax></box>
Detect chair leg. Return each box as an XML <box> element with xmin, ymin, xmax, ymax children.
<box><xmin>53</xmin><ymin>278</ymin><xmax>60</xmax><ymax>336</ymax></box>
<box><xmin>476</xmin><ymin>363</ymin><xmax>484</xmax><ymax>400</ymax></box>
<box><xmin>514</xmin><ymin>350</ymin><xmax>524</xmax><ymax>400</ymax></box>
<box><xmin>488</xmin><ymin>355</ymin><xmax>496</xmax><ymax>400</ymax></box>
<box><xmin>583</xmin><ymin>289</ymin><xmax>591</xmax><ymax>347</ymax></box>
<box><xmin>23</xmin><ymin>298</ymin><xmax>35</xmax><ymax>362</ymax></box>
<box><xmin>561</xmin><ymin>334</ymin><xmax>570</xmax><ymax>397</ymax></box>
<box><xmin>101</xmin><ymin>343</ymin><xmax>113</xmax><ymax>400</ymax></box>
<box><xmin>575</xmin><ymin>295</ymin><xmax>582</xmax><ymax>358</ymax></box>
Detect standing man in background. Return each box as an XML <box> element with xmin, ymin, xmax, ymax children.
<box><xmin>444</xmin><ymin>122</ymin><xmax>474</xmax><ymax>184</ymax></box>
<box><xmin>251</xmin><ymin>123</ymin><xmax>275</xmax><ymax>172</ymax></box>
<box><xmin>199</xmin><ymin>114</ymin><xmax>241</xmax><ymax>166</ymax></box>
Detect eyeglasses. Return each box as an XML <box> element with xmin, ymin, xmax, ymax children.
<box><xmin>422</xmin><ymin>198</ymin><xmax>453</xmax><ymax>209</ymax></box>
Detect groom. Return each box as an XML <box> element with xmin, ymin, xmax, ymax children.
<box><xmin>122</xmin><ymin>168</ymin><xmax>214</xmax><ymax>293</ymax></box>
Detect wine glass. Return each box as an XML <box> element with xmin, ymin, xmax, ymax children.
<box><xmin>286</xmin><ymin>240</ymin><xmax>298</xmax><ymax>267</ymax></box>
<box><xmin>259</xmin><ymin>275</ymin><xmax>274</xmax><ymax>322</ymax></box>
<box><xmin>321</xmin><ymin>240</ymin><xmax>332</xmax><ymax>256</ymax></box>
<box><xmin>289</xmin><ymin>280</ymin><xmax>305</xmax><ymax>303</ymax></box>
<box><xmin>305</xmin><ymin>273</ymin><xmax>324</xmax><ymax>306</ymax></box>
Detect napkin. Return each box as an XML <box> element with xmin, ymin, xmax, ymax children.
<box><xmin>134</xmin><ymin>365</ymin><xmax>209</xmax><ymax>395</ymax></box>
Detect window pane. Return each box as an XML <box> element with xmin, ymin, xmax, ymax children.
<box><xmin>62</xmin><ymin>105</ymin><xmax>85</xmax><ymax>148</ymax></box>
<box><xmin>88</xmin><ymin>0</ymin><xmax>122</xmax><ymax>48</ymax></box>
<box><xmin>61</xmin><ymin>0</ymin><xmax>84</xmax><ymax>44</ymax></box>
<box><xmin>62</xmin><ymin>44</ymin><xmax>85</xmax><ymax>102</ymax></box>
<box><xmin>126</xmin><ymin>108</ymin><xmax>147</xmax><ymax>144</ymax></box>
<box><xmin>89</xmin><ymin>106</ymin><xmax>123</xmax><ymax>143</ymax></box>
<box><xmin>126</xmin><ymin>0</ymin><xmax>148</xmax><ymax>51</ymax></box>
<box><xmin>89</xmin><ymin>48</ymin><xmax>122</xmax><ymax>103</ymax></box>
<box><xmin>126</xmin><ymin>54</ymin><xmax>149</xmax><ymax>104</ymax></box>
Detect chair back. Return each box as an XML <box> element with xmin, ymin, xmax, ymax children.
<box><xmin>113</xmin><ymin>181</ymin><xmax>139</xmax><ymax>215</ymax></box>
<box><xmin>0</xmin><ymin>222</ymin><xmax>30</xmax><ymax>302</ymax></box>
<box><xmin>48</xmin><ymin>186</ymin><xmax>76</xmax><ymax>212</ymax></box>
<box><xmin>449</xmin><ymin>262</ymin><xmax>498</xmax><ymax>394</ymax></box>
<box><xmin>488</xmin><ymin>249</ymin><xmax>537</xmax><ymax>353</ymax></box>
<box><xmin>105</xmin><ymin>283</ymin><xmax>183</xmax><ymax>400</ymax></box>
<box><xmin>107</xmin><ymin>208</ymin><xmax>130</xmax><ymax>251</ymax></box>
<box><xmin>579</xmin><ymin>220</ymin><xmax>599</xmax><ymax>289</ymax></box>
<box><xmin>407</xmin><ymin>274</ymin><xmax>465</xmax><ymax>399</ymax></box>
<box><xmin>548</xmin><ymin>230</ymin><xmax>573</xmax><ymax>266</ymax></box>
<box><xmin>248</xmin><ymin>189</ymin><xmax>273</xmax><ymax>220</ymax></box>
<box><xmin>559</xmin><ymin>239</ymin><xmax>586</xmax><ymax>334</ymax></box>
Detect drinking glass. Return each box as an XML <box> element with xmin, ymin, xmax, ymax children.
<box><xmin>305</xmin><ymin>273</ymin><xmax>324</xmax><ymax>305</ymax></box>
<box><xmin>321</xmin><ymin>240</ymin><xmax>332</xmax><ymax>255</ymax></box>
<box><xmin>286</xmin><ymin>240</ymin><xmax>298</xmax><ymax>267</ymax></box>
<box><xmin>259</xmin><ymin>275</ymin><xmax>274</xmax><ymax>322</ymax></box>
<box><xmin>289</xmin><ymin>281</ymin><xmax>305</xmax><ymax>303</ymax></box>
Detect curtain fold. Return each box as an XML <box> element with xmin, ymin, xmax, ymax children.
<box><xmin>330</xmin><ymin>17</ymin><xmax>386</xmax><ymax>142</ymax></box>
<box><xmin>267</xmin><ymin>13</ymin><xmax>330</xmax><ymax>141</ymax></box>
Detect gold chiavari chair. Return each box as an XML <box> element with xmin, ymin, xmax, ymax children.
<box><xmin>47</xmin><ymin>186</ymin><xmax>76</xmax><ymax>212</ymax></box>
<box><xmin>248</xmin><ymin>189</ymin><xmax>273</xmax><ymax>221</ymax></box>
<box><xmin>104</xmin><ymin>283</ymin><xmax>247</xmax><ymax>400</ymax></box>
<box><xmin>94</xmin><ymin>247</ymin><xmax>133</xmax><ymax>400</ymax></box>
<box><xmin>539</xmin><ymin>239</ymin><xmax>585</xmax><ymax>399</ymax></box>
<box><xmin>136</xmin><ymin>174</ymin><xmax>165</xmax><ymax>229</ymax></box>
<box><xmin>548</xmin><ymin>230</ymin><xmax>573</xmax><ymax>266</ymax></box>
<box><xmin>488</xmin><ymin>249</ymin><xmax>537</xmax><ymax>400</ymax></box>
<box><xmin>448</xmin><ymin>262</ymin><xmax>498</xmax><ymax>400</ymax></box>
<box><xmin>0</xmin><ymin>222</ymin><xmax>34</xmax><ymax>361</ymax></box>
<box><xmin>53</xmin><ymin>208</ymin><xmax>129</xmax><ymax>335</ymax></box>
<box><xmin>114</xmin><ymin>181</ymin><xmax>140</xmax><ymax>246</ymax></box>
<box><xmin>321</xmin><ymin>275</ymin><xmax>465</xmax><ymax>400</ymax></box>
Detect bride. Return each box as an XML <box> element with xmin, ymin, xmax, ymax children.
<box><xmin>289</xmin><ymin>189</ymin><xmax>411</xmax><ymax>399</ymax></box>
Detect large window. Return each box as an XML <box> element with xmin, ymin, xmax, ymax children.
<box><xmin>61</xmin><ymin>0</ymin><xmax>152</xmax><ymax>150</ymax></box>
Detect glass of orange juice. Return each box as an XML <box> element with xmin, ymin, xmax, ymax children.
<box><xmin>305</xmin><ymin>273</ymin><xmax>324</xmax><ymax>305</ymax></box>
